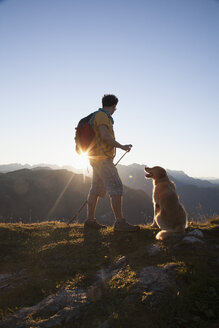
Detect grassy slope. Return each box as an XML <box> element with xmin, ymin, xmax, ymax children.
<box><xmin>0</xmin><ymin>219</ymin><xmax>219</xmax><ymax>327</ymax></box>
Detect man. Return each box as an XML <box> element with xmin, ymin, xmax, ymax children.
<box><xmin>84</xmin><ymin>94</ymin><xmax>140</xmax><ymax>232</ymax></box>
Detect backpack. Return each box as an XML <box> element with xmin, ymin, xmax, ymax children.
<box><xmin>75</xmin><ymin>112</ymin><xmax>97</xmax><ymax>154</ymax></box>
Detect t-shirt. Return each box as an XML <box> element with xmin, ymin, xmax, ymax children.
<box><xmin>92</xmin><ymin>111</ymin><xmax>115</xmax><ymax>160</ymax></box>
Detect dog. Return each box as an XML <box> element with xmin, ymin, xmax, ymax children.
<box><xmin>145</xmin><ymin>166</ymin><xmax>187</xmax><ymax>240</ymax></box>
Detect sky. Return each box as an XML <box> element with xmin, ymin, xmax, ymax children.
<box><xmin>0</xmin><ymin>0</ymin><xmax>218</xmax><ymax>178</ymax></box>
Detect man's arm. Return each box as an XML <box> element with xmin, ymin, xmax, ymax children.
<box><xmin>98</xmin><ymin>125</ymin><xmax>132</xmax><ymax>152</ymax></box>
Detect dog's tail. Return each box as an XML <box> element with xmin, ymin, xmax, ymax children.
<box><xmin>156</xmin><ymin>229</ymin><xmax>185</xmax><ymax>240</ymax></box>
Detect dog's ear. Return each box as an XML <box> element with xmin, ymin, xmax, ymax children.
<box><xmin>158</xmin><ymin>168</ymin><xmax>166</xmax><ymax>179</ymax></box>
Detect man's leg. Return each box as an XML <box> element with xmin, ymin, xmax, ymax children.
<box><xmin>84</xmin><ymin>162</ymin><xmax>106</xmax><ymax>229</ymax></box>
<box><xmin>84</xmin><ymin>193</ymin><xmax>106</xmax><ymax>229</ymax></box>
<box><xmin>110</xmin><ymin>195</ymin><xmax>124</xmax><ymax>219</ymax></box>
<box><xmin>85</xmin><ymin>193</ymin><xmax>106</xmax><ymax>229</ymax></box>
<box><xmin>87</xmin><ymin>193</ymin><xmax>99</xmax><ymax>220</ymax></box>
<box><xmin>98</xmin><ymin>159</ymin><xmax>139</xmax><ymax>232</ymax></box>
<box><xmin>111</xmin><ymin>195</ymin><xmax>139</xmax><ymax>231</ymax></box>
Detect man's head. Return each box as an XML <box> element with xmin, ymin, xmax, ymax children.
<box><xmin>102</xmin><ymin>94</ymin><xmax>118</xmax><ymax>115</ymax></box>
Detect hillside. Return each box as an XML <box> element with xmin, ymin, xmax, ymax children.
<box><xmin>0</xmin><ymin>219</ymin><xmax>219</xmax><ymax>328</ymax></box>
<box><xmin>0</xmin><ymin>169</ymin><xmax>153</xmax><ymax>225</ymax></box>
<box><xmin>117</xmin><ymin>163</ymin><xmax>219</xmax><ymax>189</ymax></box>
<box><xmin>1</xmin><ymin>166</ymin><xmax>219</xmax><ymax>223</ymax></box>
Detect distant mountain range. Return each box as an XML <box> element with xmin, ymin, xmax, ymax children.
<box><xmin>0</xmin><ymin>168</ymin><xmax>152</xmax><ymax>225</ymax></box>
<box><xmin>1</xmin><ymin>163</ymin><xmax>218</xmax><ymax>186</ymax></box>
<box><xmin>117</xmin><ymin>163</ymin><xmax>219</xmax><ymax>220</ymax></box>
<box><xmin>117</xmin><ymin>163</ymin><xmax>219</xmax><ymax>190</ymax></box>
<box><xmin>0</xmin><ymin>163</ymin><xmax>219</xmax><ymax>222</ymax></box>
<box><xmin>0</xmin><ymin>163</ymin><xmax>83</xmax><ymax>174</ymax></box>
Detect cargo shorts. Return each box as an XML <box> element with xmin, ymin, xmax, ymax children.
<box><xmin>89</xmin><ymin>158</ymin><xmax>123</xmax><ymax>197</ymax></box>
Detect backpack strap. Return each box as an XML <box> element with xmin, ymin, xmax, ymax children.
<box><xmin>98</xmin><ymin>108</ymin><xmax>114</xmax><ymax>125</ymax></box>
<box><xmin>88</xmin><ymin>111</ymin><xmax>99</xmax><ymax>127</ymax></box>
<box><xmin>91</xmin><ymin>109</ymin><xmax>115</xmax><ymax>159</ymax></box>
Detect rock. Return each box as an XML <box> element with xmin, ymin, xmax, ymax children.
<box><xmin>87</xmin><ymin>285</ymin><xmax>102</xmax><ymax>301</ymax></box>
<box><xmin>0</xmin><ymin>270</ymin><xmax>28</xmax><ymax>291</ymax></box>
<box><xmin>187</xmin><ymin>229</ymin><xmax>204</xmax><ymax>239</ymax></box>
<box><xmin>182</xmin><ymin>236</ymin><xmax>205</xmax><ymax>244</ymax></box>
<box><xmin>114</xmin><ymin>256</ymin><xmax>127</xmax><ymax>269</ymax></box>
<box><xmin>96</xmin><ymin>256</ymin><xmax>127</xmax><ymax>283</ymax></box>
<box><xmin>138</xmin><ymin>263</ymin><xmax>179</xmax><ymax>291</ymax></box>
<box><xmin>35</xmin><ymin>313</ymin><xmax>63</xmax><ymax>328</ymax></box>
<box><xmin>129</xmin><ymin>263</ymin><xmax>179</xmax><ymax>308</ymax></box>
<box><xmin>192</xmin><ymin>316</ymin><xmax>201</xmax><ymax>322</ymax></box>
<box><xmin>98</xmin><ymin>312</ymin><xmax>118</xmax><ymax>328</ymax></box>
<box><xmin>148</xmin><ymin>244</ymin><xmax>161</xmax><ymax>256</ymax></box>
<box><xmin>0</xmin><ymin>256</ymin><xmax>128</xmax><ymax>328</ymax></box>
<box><xmin>0</xmin><ymin>273</ymin><xmax>12</xmax><ymax>282</ymax></box>
<box><xmin>0</xmin><ymin>288</ymin><xmax>87</xmax><ymax>328</ymax></box>
<box><xmin>98</xmin><ymin>321</ymin><xmax>110</xmax><ymax>328</ymax></box>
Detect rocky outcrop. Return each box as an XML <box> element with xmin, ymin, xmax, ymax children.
<box><xmin>0</xmin><ymin>257</ymin><xmax>127</xmax><ymax>328</ymax></box>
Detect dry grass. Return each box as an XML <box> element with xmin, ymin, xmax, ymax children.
<box><xmin>0</xmin><ymin>218</ymin><xmax>219</xmax><ymax>327</ymax></box>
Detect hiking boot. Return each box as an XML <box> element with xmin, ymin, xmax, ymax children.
<box><xmin>113</xmin><ymin>219</ymin><xmax>140</xmax><ymax>232</ymax></box>
<box><xmin>84</xmin><ymin>219</ymin><xmax>107</xmax><ymax>229</ymax></box>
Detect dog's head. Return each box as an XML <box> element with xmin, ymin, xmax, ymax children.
<box><xmin>145</xmin><ymin>166</ymin><xmax>167</xmax><ymax>181</ymax></box>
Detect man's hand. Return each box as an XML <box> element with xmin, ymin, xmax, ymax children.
<box><xmin>121</xmin><ymin>144</ymin><xmax>133</xmax><ymax>152</ymax></box>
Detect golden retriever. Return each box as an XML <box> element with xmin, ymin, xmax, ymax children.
<box><xmin>145</xmin><ymin>166</ymin><xmax>187</xmax><ymax>240</ymax></box>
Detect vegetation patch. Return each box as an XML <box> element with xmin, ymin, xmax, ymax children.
<box><xmin>0</xmin><ymin>219</ymin><xmax>219</xmax><ymax>327</ymax></box>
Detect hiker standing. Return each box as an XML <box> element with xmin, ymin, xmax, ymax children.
<box><xmin>85</xmin><ymin>94</ymin><xmax>140</xmax><ymax>231</ymax></box>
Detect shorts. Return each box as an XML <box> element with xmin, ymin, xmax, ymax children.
<box><xmin>89</xmin><ymin>158</ymin><xmax>123</xmax><ymax>197</ymax></box>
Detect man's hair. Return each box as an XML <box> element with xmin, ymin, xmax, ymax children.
<box><xmin>102</xmin><ymin>94</ymin><xmax>118</xmax><ymax>107</ymax></box>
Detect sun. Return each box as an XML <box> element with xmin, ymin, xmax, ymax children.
<box><xmin>74</xmin><ymin>152</ymin><xmax>90</xmax><ymax>170</ymax></box>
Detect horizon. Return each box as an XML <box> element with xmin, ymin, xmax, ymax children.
<box><xmin>0</xmin><ymin>0</ymin><xmax>219</xmax><ymax>178</ymax></box>
<box><xmin>0</xmin><ymin>161</ymin><xmax>218</xmax><ymax>181</ymax></box>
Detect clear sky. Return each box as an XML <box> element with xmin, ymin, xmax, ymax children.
<box><xmin>0</xmin><ymin>0</ymin><xmax>218</xmax><ymax>178</ymax></box>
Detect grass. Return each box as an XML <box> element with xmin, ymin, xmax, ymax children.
<box><xmin>0</xmin><ymin>219</ymin><xmax>219</xmax><ymax>327</ymax></box>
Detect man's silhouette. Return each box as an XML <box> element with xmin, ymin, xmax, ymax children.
<box><xmin>84</xmin><ymin>94</ymin><xmax>139</xmax><ymax>232</ymax></box>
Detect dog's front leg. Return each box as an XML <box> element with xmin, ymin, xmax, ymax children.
<box><xmin>155</xmin><ymin>203</ymin><xmax>160</xmax><ymax>214</ymax></box>
<box><xmin>151</xmin><ymin>203</ymin><xmax>159</xmax><ymax>228</ymax></box>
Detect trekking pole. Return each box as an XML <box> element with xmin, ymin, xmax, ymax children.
<box><xmin>67</xmin><ymin>150</ymin><xmax>129</xmax><ymax>225</ymax></box>
<box><xmin>114</xmin><ymin>150</ymin><xmax>129</xmax><ymax>166</ymax></box>
<box><xmin>67</xmin><ymin>199</ymin><xmax>88</xmax><ymax>225</ymax></box>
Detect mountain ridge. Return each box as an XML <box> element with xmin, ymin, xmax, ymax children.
<box><xmin>0</xmin><ymin>168</ymin><xmax>152</xmax><ymax>224</ymax></box>
<box><xmin>1</xmin><ymin>163</ymin><xmax>219</xmax><ymax>186</ymax></box>
<box><xmin>0</xmin><ymin>167</ymin><xmax>219</xmax><ymax>222</ymax></box>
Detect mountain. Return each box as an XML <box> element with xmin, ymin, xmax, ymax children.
<box><xmin>0</xmin><ymin>168</ymin><xmax>152</xmax><ymax>225</ymax></box>
<box><xmin>166</xmin><ymin>169</ymin><xmax>216</xmax><ymax>188</ymax></box>
<box><xmin>206</xmin><ymin>178</ymin><xmax>219</xmax><ymax>185</ymax></box>
<box><xmin>117</xmin><ymin>163</ymin><xmax>153</xmax><ymax>196</ymax></box>
<box><xmin>117</xmin><ymin>163</ymin><xmax>219</xmax><ymax>220</ymax></box>
<box><xmin>0</xmin><ymin>163</ymin><xmax>33</xmax><ymax>173</ymax></box>
<box><xmin>1</xmin><ymin>163</ymin><xmax>219</xmax><ymax>186</ymax></box>
<box><xmin>0</xmin><ymin>165</ymin><xmax>219</xmax><ymax>222</ymax></box>
<box><xmin>117</xmin><ymin>163</ymin><xmax>217</xmax><ymax>194</ymax></box>
<box><xmin>177</xmin><ymin>184</ymin><xmax>219</xmax><ymax>220</ymax></box>
<box><xmin>0</xmin><ymin>163</ymin><xmax>80</xmax><ymax>173</ymax></box>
